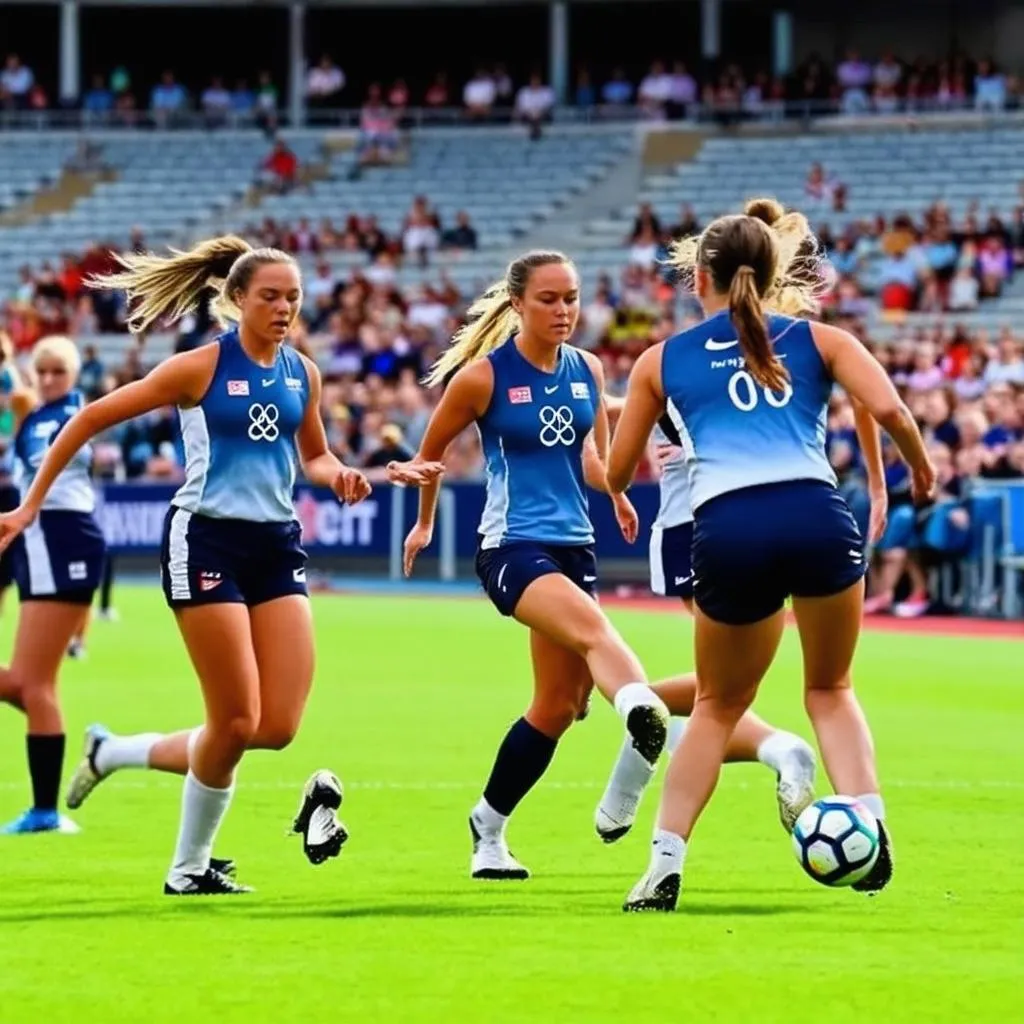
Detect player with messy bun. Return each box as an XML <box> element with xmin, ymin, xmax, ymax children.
<box><xmin>606</xmin><ymin>198</ymin><xmax>936</xmax><ymax>912</ymax></box>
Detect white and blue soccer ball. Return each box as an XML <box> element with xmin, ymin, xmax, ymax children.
<box><xmin>792</xmin><ymin>796</ymin><xmax>880</xmax><ymax>887</ymax></box>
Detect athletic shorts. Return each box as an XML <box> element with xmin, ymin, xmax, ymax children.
<box><xmin>475</xmin><ymin>539</ymin><xmax>597</xmax><ymax>617</ymax></box>
<box><xmin>160</xmin><ymin>506</ymin><xmax>308</xmax><ymax>609</ymax></box>
<box><xmin>15</xmin><ymin>509</ymin><xmax>107</xmax><ymax>606</ymax></box>
<box><xmin>649</xmin><ymin>521</ymin><xmax>695</xmax><ymax>599</ymax></box>
<box><xmin>692</xmin><ymin>479</ymin><xmax>866</xmax><ymax>626</ymax></box>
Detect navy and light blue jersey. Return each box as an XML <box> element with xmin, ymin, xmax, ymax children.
<box><xmin>652</xmin><ymin>407</ymin><xmax>694</xmax><ymax>529</ymax></box>
<box><xmin>172</xmin><ymin>328</ymin><xmax>310</xmax><ymax>523</ymax></box>
<box><xmin>661</xmin><ymin>311</ymin><xmax>836</xmax><ymax>511</ymax></box>
<box><xmin>478</xmin><ymin>339</ymin><xmax>599</xmax><ymax>549</ymax></box>
<box><xmin>13</xmin><ymin>389</ymin><xmax>95</xmax><ymax>513</ymax></box>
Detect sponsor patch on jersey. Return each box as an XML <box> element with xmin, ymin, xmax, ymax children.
<box><xmin>286</xmin><ymin>377</ymin><xmax>303</xmax><ymax>391</ymax></box>
<box><xmin>199</xmin><ymin>571</ymin><xmax>223</xmax><ymax>592</ymax></box>
<box><xmin>508</xmin><ymin>386</ymin><xmax>533</xmax><ymax>404</ymax></box>
<box><xmin>68</xmin><ymin>561</ymin><xmax>87</xmax><ymax>581</ymax></box>
<box><xmin>571</xmin><ymin>382</ymin><xmax>590</xmax><ymax>400</ymax></box>
<box><xmin>227</xmin><ymin>380</ymin><xmax>250</xmax><ymax>396</ymax></box>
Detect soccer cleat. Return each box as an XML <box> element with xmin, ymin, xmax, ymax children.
<box><xmin>595</xmin><ymin>784</ymin><xmax>648</xmax><ymax>844</ymax></box>
<box><xmin>66</xmin><ymin>723</ymin><xmax>112</xmax><ymax>810</ymax></box>
<box><xmin>626</xmin><ymin>702</ymin><xmax>670</xmax><ymax>766</ymax></box>
<box><xmin>775</xmin><ymin>744</ymin><xmax>818</xmax><ymax>833</ymax></box>
<box><xmin>291</xmin><ymin>770</ymin><xmax>349</xmax><ymax>866</ymax></box>
<box><xmin>164</xmin><ymin>867</ymin><xmax>253</xmax><ymax>896</ymax></box>
<box><xmin>0</xmin><ymin>808</ymin><xmax>81</xmax><ymax>835</ymax></box>
<box><xmin>210</xmin><ymin>857</ymin><xmax>237</xmax><ymax>877</ymax></box>
<box><xmin>852</xmin><ymin>820</ymin><xmax>894</xmax><ymax>894</ymax></box>
<box><xmin>623</xmin><ymin>867</ymin><xmax>681</xmax><ymax>912</ymax></box>
<box><xmin>469</xmin><ymin>815</ymin><xmax>530</xmax><ymax>880</ymax></box>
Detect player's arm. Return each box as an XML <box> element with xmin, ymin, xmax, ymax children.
<box><xmin>295</xmin><ymin>355</ymin><xmax>371</xmax><ymax>504</ymax></box>
<box><xmin>607</xmin><ymin>345</ymin><xmax>666</xmax><ymax>494</ymax></box>
<box><xmin>18</xmin><ymin>346</ymin><xmax>217</xmax><ymax>518</ymax></box>
<box><xmin>412</xmin><ymin>360</ymin><xmax>492</xmax><ymax>530</ymax></box>
<box><xmin>851</xmin><ymin>396</ymin><xmax>888</xmax><ymax>543</ymax></box>
<box><xmin>811</xmin><ymin>323</ymin><xmax>935</xmax><ymax>503</ymax></box>
<box><xmin>581</xmin><ymin>352</ymin><xmax>614</xmax><ymax>493</ymax></box>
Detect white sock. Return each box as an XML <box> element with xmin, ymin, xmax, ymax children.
<box><xmin>95</xmin><ymin>733</ymin><xmax>162</xmax><ymax>775</ymax></box>
<box><xmin>471</xmin><ymin>797</ymin><xmax>507</xmax><ymax>838</ymax></box>
<box><xmin>613</xmin><ymin>681</ymin><xmax>664</xmax><ymax>720</ymax></box>
<box><xmin>650</xmin><ymin>828</ymin><xmax>687</xmax><ymax>876</ymax></box>
<box><xmin>604</xmin><ymin>735</ymin><xmax>656</xmax><ymax>798</ymax></box>
<box><xmin>856</xmin><ymin>792</ymin><xmax>886</xmax><ymax>823</ymax></box>
<box><xmin>168</xmin><ymin>771</ymin><xmax>234</xmax><ymax>881</ymax></box>
<box><xmin>756</xmin><ymin>730</ymin><xmax>805</xmax><ymax>773</ymax></box>
<box><xmin>667</xmin><ymin>717</ymin><xmax>688</xmax><ymax>755</ymax></box>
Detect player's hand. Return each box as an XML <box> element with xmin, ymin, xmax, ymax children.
<box><xmin>911</xmin><ymin>459</ymin><xmax>938</xmax><ymax>506</ymax></box>
<box><xmin>0</xmin><ymin>504</ymin><xmax>34</xmax><ymax>554</ymax></box>
<box><xmin>613</xmin><ymin>493</ymin><xmax>639</xmax><ymax>544</ymax></box>
<box><xmin>403</xmin><ymin>522</ymin><xmax>433</xmax><ymax>577</ymax></box>
<box><xmin>333</xmin><ymin>466</ymin><xmax>372</xmax><ymax>505</ymax></box>
<box><xmin>867</xmin><ymin>486</ymin><xmax>888</xmax><ymax>545</ymax></box>
<box><xmin>386</xmin><ymin>459</ymin><xmax>446</xmax><ymax>487</ymax></box>
<box><xmin>654</xmin><ymin>443</ymin><xmax>684</xmax><ymax>470</ymax></box>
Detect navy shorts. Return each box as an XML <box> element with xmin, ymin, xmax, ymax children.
<box><xmin>15</xmin><ymin>509</ymin><xmax>107</xmax><ymax>605</ymax></box>
<box><xmin>160</xmin><ymin>506</ymin><xmax>308</xmax><ymax>609</ymax></box>
<box><xmin>0</xmin><ymin>482</ymin><xmax>20</xmax><ymax>589</ymax></box>
<box><xmin>692</xmin><ymin>480</ymin><xmax>866</xmax><ymax>626</ymax></box>
<box><xmin>475</xmin><ymin>540</ymin><xmax>597</xmax><ymax>617</ymax></box>
<box><xmin>649</xmin><ymin>522</ymin><xmax>695</xmax><ymax>599</ymax></box>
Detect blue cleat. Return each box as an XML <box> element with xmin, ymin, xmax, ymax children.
<box><xmin>0</xmin><ymin>808</ymin><xmax>81</xmax><ymax>834</ymax></box>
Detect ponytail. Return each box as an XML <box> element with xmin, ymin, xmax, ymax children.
<box><xmin>729</xmin><ymin>265</ymin><xmax>789</xmax><ymax>393</ymax></box>
<box><xmin>423</xmin><ymin>280</ymin><xmax>520</xmax><ymax>388</ymax></box>
<box><xmin>86</xmin><ymin>235</ymin><xmax>295</xmax><ymax>336</ymax></box>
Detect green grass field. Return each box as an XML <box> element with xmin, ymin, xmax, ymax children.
<box><xmin>1</xmin><ymin>587</ymin><xmax>1021</xmax><ymax>1023</ymax></box>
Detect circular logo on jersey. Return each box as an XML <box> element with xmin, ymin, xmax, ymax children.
<box><xmin>248</xmin><ymin>403</ymin><xmax>280</xmax><ymax>442</ymax></box>
<box><xmin>538</xmin><ymin>405</ymin><xmax>576</xmax><ymax>447</ymax></box>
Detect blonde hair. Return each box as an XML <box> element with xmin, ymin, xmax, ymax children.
<box><xmin>32</xmin><ymin>334</ymin><xmax>81</xmax><ymax>381</ymax></box>
<box><xmin>667</xmin><ymin>197</ymin><xmax>832</xmax><ymax>390</ymax></box>
<box><xmin>423</xmin><ymin>250</ymin><xmax>572</xmax><ymax>388</ymax></box>
<box><xmin>86</xmin><ymin>235</ymin><xmax>298</xmax><ymax>335</ymax></box>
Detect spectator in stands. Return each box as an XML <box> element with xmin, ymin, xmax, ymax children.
<box><xmin>0</xmin><ymin>54</ymin><xmax>33</xmax><ymax>111</ymax></box>
<box><xmin>423</xmin><ymin>72</ymin><xmax>449</xmax><ymax>110</ymax></box>
<box><xmin>464</xmin><ymin>69</ymin><xmax>496</xmax><ymax>120</ymax></box>
<box><xmin>362</xmin><ymin>423</ymin><xmax>414</xmax><ymax>481</ymax></box>
<box><xmin>666</xmin><ymin>61</ymin><xmax>698</xmax><ymax>120</ymax></box>
<box><xmin>440</xmin><ymin>211</ymin><xmax>478</xmax><ymax>251</ymax></box>
<box><xmin>150</xmin><ymin>71</ymin><xmax>187</xmax><ymax>127</ymax></box>
<box><xmin>200</xmin><ymin>77</ymin><xmax>232</xmax><ymax>128</ymax></box>
<box><xmin>357</xmin><ymin>84</ymin><xmax>400</xmax><ymax>166</ymax></box>
<box><xmin>259</xmin><ymin>138</ymin><xmax>299</xmax><ymax>193</ymax></box>
<box><xmin>638</xmin><ymin>61</ymin><xmax>672</xmax><ymax>119</ymax></box>
<box><xmin>82</xmin><ymin>75</ymin><xmax>114</xmax><ymax>122</ymax></box>
<box><xmin>401</xmin><ymin>196</ymin><xmax>440</xmax><ymax>266</ymax></box>
<box><xmin>287</xmin><ymin>217</ymin><xmax>319</xmax><ymax>255</ymax></box>
<box><xmin>601</xmin><ymin>68</ymin><xmax>634</xmax><ymax>109</ymax></box>
<box><xmin>306</xmin><ymin>55</ymin><xmax>345</xmax><ymax>113</ymax></box>
<box><xmin>977</xmin><ymin>234</ymin><xmax>1012</xmax><ymax>297</ymax></box>
<box><xmin>388</xmin><ymin>79</ymin><xmax>411</xmax><ymax>128</ymax></box>
<box><xmin>574</xmin><ymin>69</ymin><xmax>596</xmax><ymax>108</ymax></box>
<box><xmin>836</xmin><ymin>50</ymin><xmax>872</xmax><ymax>113</ymax></box>
<box><xmin>491</xmin><ymin>65</ymin><xmax>514</xmax><ymax>109</ymax></box>
<box><xmin>974</xmin><ymin>59</ymin><xmax>1008</xmax><ymax>112</ymax></box>
<box><xmin>255</xmin><ymin>71</ymin><xmax>279</xmax><ymax>133</ymax></box>
<box><xmin>984</xmin><ymin>333</ymin><xmax>1024</xmax><ymax>385</ymax></box>
<box><xmin>514</xmin><ymin>73</ymin><xmax>555</xmax><ymax>139</ymax></box>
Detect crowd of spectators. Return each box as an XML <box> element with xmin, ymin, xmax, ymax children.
<box><xmin>4</xmin><ymin>48</ymin><xmax>1022</xmax><ymax>129</ymax></box>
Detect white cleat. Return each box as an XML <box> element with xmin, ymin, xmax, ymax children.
<box><xmin>623</xmin><ymin>863</ymin><xmax>681</xmax><ymax>912</ymax></box>
<box><xmin>291</xmin><ymin>769</ymin><xmax>349</xmax><ymax>866</ymax></box>
<box><xmin>66</xmin><ymin>724</ymin><xmax>112</xmax><ymax>810</ymax></box>
<box><xmin>469</xmin><ymin>815</ymin><xmax>530</xmax><ymax>880</ymax></box>
<box><xmin>775</xmin><ymin>743</ymin><xmax>817</xmax><ymax>833</ymax></box>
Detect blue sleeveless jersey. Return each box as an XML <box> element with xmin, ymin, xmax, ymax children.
<box><xmin>661</xmin><ymin>311</ymin><xmax>836</xmax><ymax>511</ymax></box>
<box><xmin>173</xmin><ymin>329</ymin><xmax>310</xmax><ymax>523</ymax></box>
<box><xmin>14</xmin><ymin>389</ymin><xmax>95</xmax><ymax>513</ymax></box>
<box><xmin>478</xmin><ymin>339</ymin><xmax>598</xmax><ymax>548</ymax></box>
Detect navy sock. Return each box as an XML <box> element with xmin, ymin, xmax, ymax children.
<box><xmin>482</xmin><ymin>717</ymin><xmax>558</xmax><ymax>817</ymax></box>
<box><xmin>27</xmin><ymin>733</ymin><xmax>65</xmax><ymax>812</ymax></box>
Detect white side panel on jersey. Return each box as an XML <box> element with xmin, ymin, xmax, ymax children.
<box><xmin>173</xmin><ymin>406</ymin><xmax>211</xmax><ymax>513</ymax></box>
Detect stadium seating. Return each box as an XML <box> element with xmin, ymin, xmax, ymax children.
<box><xmin>0</xmin><ymin>135</ymin><xmax>79</xmax><ymax>214</ymax></box>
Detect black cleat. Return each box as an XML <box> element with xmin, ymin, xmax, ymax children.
<box><xmin>853</xmin><ymin>820</ymin><xmax>894</xmax><ymax>894</ymax></box>
<box><xmin>626</xmin><ymin>703</ymin><xmax>669</xmax><ymax>766</ymax></box>
<box><xmin>210</xmin><ymin>857</ymin><xmax>236</xmax><ymax>877</ymax></box>
<box><xmin>164</xmin><ymin>867</ymin><xmax>253</xmax><ymax>896</ymax></box>
<box><xmin>623</xmin><ymin>872</ymin><xmax>681</xmax><ymax>912</ymax></box>
<box><xmin>291</xmin><ymin>770</ymin><xmax>349</xmax><ymax>866</ymax></box>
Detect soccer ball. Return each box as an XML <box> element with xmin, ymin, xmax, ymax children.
<box><xmin>792</xmin><ymin>796</ymin><xmax>880</xmax><ymax>887</ymax></box>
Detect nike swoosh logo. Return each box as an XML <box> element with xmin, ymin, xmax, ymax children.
<box><xmin>705</xmin><ymin>338</ymin><xmax>739</xmax><ymax>351</ymax></box>
<box><xmin>674</xmin><ymin>575</ymin><xmax>692</xmax><ymax>586</ymax></box>
<box><xmin>545</xmin><ymin>385</ymin><xmax>558</xmax><ymax>394</ymax></box>
<box><xmin>263</xmin><ymin>379</ymin><xmax>275</xmax><ymax>387</ymax></box>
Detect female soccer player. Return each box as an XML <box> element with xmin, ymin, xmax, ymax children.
<box><xmin>594</xmin><ymin>241</ymin><xmax>890</xmax><ymax>844</ymax></box>
<box><xmin>0</xmin><ymin>334</ymin><xmax>106</xmax><ymax>835</ymax></box>
<box><xmin>606</xmin><ymin>198</ymin><xmax>935</xmax><ymax>911</ymax></box>
<box><xmin>0</xmin><ymin>236</ymin><xmax>440</xmax><ymax>893</ymax></box>
<box><xmin>395</xmin><ymin>250</ymin><xmax>671</xmax><ymax>881</ymax></box>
